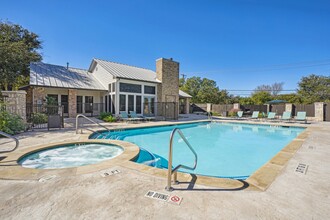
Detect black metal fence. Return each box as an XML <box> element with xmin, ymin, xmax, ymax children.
<box><xmin>26</xmin><ymin>104</ymin><xmax>64</xmax><ymax>129</ymax></box>
<box><xmin>143</xmin><ymin>102</ymin><xmax>178</xmax><ymax>120</ymax></box>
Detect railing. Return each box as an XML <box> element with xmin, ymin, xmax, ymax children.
<box><xmin>166</xmin><ymin>128</ymin><xmax>198</xmax><ymax>191</ymax></box>
<box><xmin>0</xmin><ymin>131</ymin><xmax>19</xmax><ymax>153</ymax></box>
<box><xmin>76</xmin><ymin>114</ymin><xmax>110</xmax><ymax>136</ymax></box>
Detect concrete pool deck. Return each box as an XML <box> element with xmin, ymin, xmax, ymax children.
<box><xmin>0</xmin><ymin>119</ymin><xmax>330</xmax><ymax>219</ymax></box>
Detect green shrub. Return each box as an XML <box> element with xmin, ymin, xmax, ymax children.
<box><xmin>0</xmin><ymin>111</ymin><xmax>26</xmax><ymax>135</ymax></box>
<box><xmin>211</xmin><ymin>112</ymin><xmax>221</xmax><ymax>116</ymax></box>
<box><xmin>32</xmin><ymin>112</ymin><xmax>48</xmax><ymax>124</ymax></box>
<box><xmin>98</xmin><ymin>112</ymin><xmax>113</xmax><ymax>120</ymax></box>
<box><xmin>103</xmin><ymin>115</ymin><xmax>117</xmax><ymax>123</ymax></box>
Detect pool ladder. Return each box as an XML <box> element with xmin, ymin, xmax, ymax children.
<box><xmin>166</xmin><ymin>128</ymin><xmax>198</xmax><ymax>191</ymax></box>
<box><xmin>207</xmin><ymin>111</ymin><xmax>215</xmax><ymax>123</ymax></box>
<box><xmin>76</xmin><ymin>114</ymin><xmax>110</xmax><ymax>138</ymax></box>
<box><xmin>0</xmin><ymin>131</ymin><xmax>19</xmax><ymax>153</ymax></box>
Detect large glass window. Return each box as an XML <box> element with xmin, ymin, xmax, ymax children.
<box><xmin>119</xmin><ymin>94</ymin><xmax>126</xmax><ymax>111</ymax></box>
<box><xmin>144</xmin><ymin>85</ymin><xmax>156</xmax><ymax>94</ymax></box>
<box><xmin>119</xmin><ymin>83</ymin><xmax>141</xmax><ymax>93</ymax></box>
<box><xmin>136</xmin><ymin>96</ymin><xmax>141</xmax><ymax>114</ymax></box>
<box><xmin>105</xmin><ymin>96</ymin><xmax>108</xmax><ymax>112</ymax></box>
<box><xmin>128</xmin><ymin>95</ymin><xmax>134</xmax><ymax>112</ymax></box>
<box><xmin>108</xmin><ymin>95</ymin><xmax>111</xmax><ymax>113</ymax></box>
<box><xmin>143</xmin><ymin>97</ymin><xmax>155</xmax><ymax>116</ymax></box>
<box><xmin>47</xmin><ymin>94</ymin><xmax>58</xmax><ymax>104</ymax></box>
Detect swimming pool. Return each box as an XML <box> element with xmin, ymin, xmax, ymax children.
<box><xmin>19</xmin><ymin>143</ymin><xmax>124</xmax><ymax>169</ymax></box>
<box><xmin>92</xmin><ymin>122</ymin><xmax>304</xmax><ymax>179</ymax></box>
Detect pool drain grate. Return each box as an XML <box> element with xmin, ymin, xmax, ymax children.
<box><xmin>295</xmin><ymin>163</ymin><xmax>309</xmax><ymax>174</ymax></box>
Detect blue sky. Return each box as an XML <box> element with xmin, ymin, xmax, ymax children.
<box><xmin>1</xmin><ymin>0</ymin><xmax>330</xmax><ymax>96</ymax></box>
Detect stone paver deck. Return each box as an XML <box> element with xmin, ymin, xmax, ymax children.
<box><xmin>0</xmin><ymin>118</ymin><xmax>329</xmax><ymax>219</ymax></box>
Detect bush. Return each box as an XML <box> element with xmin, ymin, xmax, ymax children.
<box><xmin>32</xmin><ymin>112</ymin><xmax>48</xmax><ymax>124</ymax></box>
<box><xmin>0</xmin><ymin>111</ymin><xmax>26</xmax><ymax>135</ymax></box>
<box><xmin>228</xmin><ymin>108</ymin><xmax>239</xmax><ymax>117</ymax></box>
<box><xmin>211</xmin><ymin>112</ymin><xmax>221</xmax><ymax>116</ymax></box>
<box><xmin>103</xmin><ymin>115</ymin><xmax>117</xmax><ymax>123</ymax></box>
<box><xmin>98</xmin><ymin>112</ymin><xmax>113</xmax><ymax>120</ymax></box>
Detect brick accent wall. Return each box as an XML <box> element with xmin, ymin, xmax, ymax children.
<box><xmin>68</xmin><ymin>89</ymin><xmax>77</xmax><ymax>117</ymax></box>
<box><xmin>156</xmin><ymin>58</ymin><xmax>179</xmax><ymax>103</ymax></box>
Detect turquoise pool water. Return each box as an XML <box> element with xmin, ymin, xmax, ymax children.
<box><xmin>19</xmin><ymin>143</ymin><xmax>124</xmax><ymax>169</ymax></box>
<box><xmin>93</xmin><ymin>122</ymin><xmax>304</xmax><ymax>179</ymax></box>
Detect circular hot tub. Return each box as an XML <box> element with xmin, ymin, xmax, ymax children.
<box><xmin>18</xmin><ymin>142</ymin><xmax>124</xmax><ymax>169</ymax></box>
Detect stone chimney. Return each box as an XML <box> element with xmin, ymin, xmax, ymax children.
<box><xmin>156</xmin><ymin>58</ymin><xmax>179</xmax><ymax>103</ymax></box>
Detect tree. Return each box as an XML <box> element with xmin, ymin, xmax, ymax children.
<box><xmin>297</xmin><ymin>74</ymin><xmax>330</xmax><ymax>104</ymax></box>
<box><xmin>180</xmin><ymin>76</ymin><xmax>230</xmax><ymax>104</ymax></box>
<box><xmin>0</xmin><ymin>21</ymin><xmax>42</xmax><ymax>90</ymax></box>
<box><xmin>251</xmin><ymin>91</ymin><xmax>272</xmax><ymax>105</ymax></box>
<box><xmin>276</xmin><ymin>93</ymin><xmax>302</xmax><ymax>104</ymax></box>
<box><xmin>254</xmin><ymin>82</ymin><xmax>284</xmax><ymax>96</ymax></box>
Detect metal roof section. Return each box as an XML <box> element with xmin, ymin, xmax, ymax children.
<box><xmin>93</xmin><ymin>58</ymin><xmax>161</xmax><ymax>83</ymax></box>
<box><xmin>179</xmin><ymin>90</ymin><xmax>192</xmax><ymax>98</ymax></box>
<box><xmin>30</xmin><ymin>62</ymin><xmax>106</xmax><ymax>90</ymax></box>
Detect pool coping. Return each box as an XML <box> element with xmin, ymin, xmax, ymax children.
<box><xmin>0</xmin><ymin>119</ymin><xmax>314</xmax><ymax>191</ymax></box>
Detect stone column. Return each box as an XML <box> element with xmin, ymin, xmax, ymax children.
<box><xmin>1</xmin><ymin>90</ymin><xmax>27</xmax><ymax>121</ymax></box>
<box><xmin>285</xmin><ymin>103</ymin><xmax>293</xmax><ymax>113</ymax></box>
<box><xmin>233</xmin><ymin>103</ymin><xmax>240</xmax><ymax>110</ymax></box>
<box><xmin>314</xmin><ymin>102</ymin><xmax>324</xmax><ymax>122</ymax></box>
<box><xmin>206</xmin><ymin>103</ymin><xmax>212</xmax><ymax>112</ymax></box>
<box><xmin>68</xmin><ymin>89</ymin><xmax>77</xmax><ymax>118</ymax></box>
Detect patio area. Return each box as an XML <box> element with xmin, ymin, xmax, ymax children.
<box><xmin>0</xmin><ymin>118</ymin><xmax>329</xmax><ymax>219</ymax></box>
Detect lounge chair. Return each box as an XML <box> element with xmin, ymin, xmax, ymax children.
<box><xmin>250</xmin><ymin>111</ymin><xmax>259</xmax><ymax>120</ymax></box>
<box><xmin>129</xmin><ymin>111</ymin><xmax>146</xmax><ymax>122</ymax></box>
<box><xmin>266</xmin><ymin>112</ymin><xmax>276</xmax><ymax>121</ymax></box>
<box><xmin>119</xmin><ymin>111</ymin><xmax>139</xmax><ymax>123</ymax></box>
<box><xmin>295</xmin><ymin>111</ymin><xmax>307</xmax><ymax>123</ymax></box>
<box><xmin>280</xmin><ymin>111</ymin><xmax>292</xmax><ymax>122</ymax></box>
<box><xmin>237</xmin><ymin>111</ymin><xmax>244</xmax><ymax>119</ymax></box>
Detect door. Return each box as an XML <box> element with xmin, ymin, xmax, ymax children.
<box><xmin>325</xmin><ymin>103</ymin><xmax>330</xmax><ymax>121</ymax></box>
<box><xmin>77</xmin><ymin>96</ymin><xmax>83</xmax><ymax>113</ymax></box>
<box><xmin>61</xmin><ymin>95</ymin><xmax>68</xmax><ymax>114</ymax></box>
<box><xmin>85</xmin><ymin>96</ymin><xmax>93</xmax><ymax>113</ymax></box>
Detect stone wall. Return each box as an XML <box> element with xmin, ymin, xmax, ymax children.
<box><xmin>314</xmin><ymin>102</ymin><xmax>324</xmax><ymax>122</ymax></box>
<box><xmin>1</xmin><ymin>90</ymin><xmax>26</xmax><ymax>121</ymax></box>
<box><xmin>33</xmin><ymin>87</ymin><xmax>46</xmax><ymax>104</ymax></box>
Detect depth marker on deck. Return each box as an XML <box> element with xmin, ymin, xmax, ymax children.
<box><xmin>100</xmin><ymin>169</ymin><xmax>121</xmax><ymax>177</ymax></box>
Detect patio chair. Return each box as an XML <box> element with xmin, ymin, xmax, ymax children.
<box><xmin>266</xmin><ymin>112</ymin><xmax>276</xmax><ymax>121</ymax></box>
<box><xmin>280</xmin><ymin>111</ymin><xmax>292</xmax><ymax>122</ymax></box>
<box><xmin>249</xmin><ymin>111</ymin><xmax>259</xmax><ymax>120</ymax></box>
<box><xmin>119</xmin><ymin>111</ymin><xmax>134</xmax><ymax>123</ymax></box>
<box><xmin>129</xmin><ymin>111</ymin><xmax>145</xmax><ymax>122</ymax></box>
<box><xmin>237</xmin><ymin>111</ymin><xmax>244</xmax><ymax>119</ymax></box>
<box><xmin>295</xmin><ymin>111</ymin><xmax>307</xmax><ymax>123</ymax></box>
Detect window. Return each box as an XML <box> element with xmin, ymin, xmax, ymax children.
<box><xmin>112</xmin><ymin>95</ymin><xmax>115</xmax><ymax>114</ymax></box>
<box><xmin>119</xmin><ymin>83</ymin><xmax>141</xmax><ymax>93</ymax></box>
<box><xmin>60</xmin><ymin>95</ymin><xmax>68</xmax><ymax>113</ymax></box>
<box><xmin>108</xmin><ymin>95</ymin><xmax>111</xmax><ymax>113</ymax></box>
<box><xmin>128</xmin><ymin>95</ymin><xmax>134</xmax><ymax>112</ymax></box>
<box><xmin>136</xmin><ymin>96</ymin><xmax>141</xmax><ymax>114</ymax></box>
<box><xmin>77</xmin><ymin>96</ymin><xmax>83</xmax><ymax>113</ymax></box>
<box><xmin>105</xmin><ymin>96</ymin><xmax>108</xmax><ymax>112</ymax></box>
<box><xmin>108</xmin><ymin>84</ymin><xmax>111</xmax><ymax>92</ymax></box>
<box><xmin>85</xmin><ymin>96</ymin><xmax>93</xmax><ymax>113</ymax></box>
<box><xmin>47</xmin><ymin>94</ymin><xmax>58</xmax><ymax>104</ymax></box>
<box><xmin>144</xmin><ymin>85</ymin><xmax>156</xmax><ymax>94</ymax></box>
<box><xmin>119</xmin><ymin>94</ymin><xmax>126</xmax><ymax>111</ymax></box>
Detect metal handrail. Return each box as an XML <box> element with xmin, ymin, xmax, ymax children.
<box><xmin>76</xmin><ymin>114</ymin><xmax>110</xmax><ymax>135</ymax></box>
<box><xmin>166</xmin><ymin>128</ymin><xmax>198</xmax><ymax>191</ymax></box>
<box><xmin>0</xmin><ymin>131</ymin><xmax>19</xmax><ymax>153</ymax></box>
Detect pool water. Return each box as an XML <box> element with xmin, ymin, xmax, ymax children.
<box><xmin>93</xmin><ymin>122</ymin><xmax>304</xmax><ymax>179</ymax></box>
<box><xmin>19</xmin><ymin>143</ymin><xmax>123</xmax><ymax>169</ymax></box>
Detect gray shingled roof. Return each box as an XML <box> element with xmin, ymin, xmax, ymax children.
<box><xmin>93</xmin><ymin>58</ymin><xmax>161</xmax><ymax>83</ymax></box>
<box><xmin>30</xmin><ymin>62</ymin><xmax>106</xmax><ymax>90</ymax></box>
